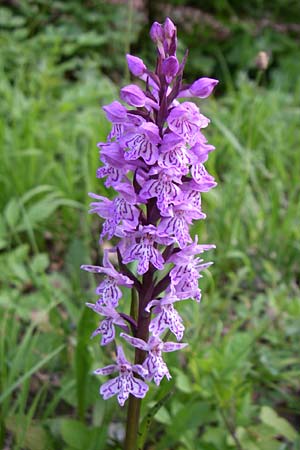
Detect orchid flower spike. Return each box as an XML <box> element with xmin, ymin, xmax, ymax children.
<box><xmin>82</xmin><ymin>18</ymin><xmax>217</xmax><ymax>410</ymax></box>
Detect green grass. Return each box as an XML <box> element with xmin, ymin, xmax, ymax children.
<box><xmin>1</xmin><ymin>24</ymin><xmax>300</xmax><ymax>450</ymax></box>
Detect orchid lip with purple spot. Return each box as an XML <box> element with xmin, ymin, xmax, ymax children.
<box><xmin>94</xmin><ymin>346</ymin><xmax>148</xmax><ymax>406</ymax></box>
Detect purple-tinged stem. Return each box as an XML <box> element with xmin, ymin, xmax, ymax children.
<box><xmin>124</xmin><ymin>270</ymin><xmax>153</xmax><ymax>450</ymax></box>
<box><xmin>124</xmin><ymin>394</ymin><xmax>142</xmax><ymax>450</ymax></box>
<box><xmin>117</xmin><ymin>248</ymin><xmax>142</xmax><ymax>292</ymax></box>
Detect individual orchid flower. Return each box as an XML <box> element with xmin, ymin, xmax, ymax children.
<box><xmin>162</xmin><ymin>56</ymin><xmax>179</xmax><ymax>83</ymax></box>
<box><xmin>158</xmin><ymin>201</ymin><xmax>205</xmax><ymax>248</ymax></box>
<box><xmin>146</xmin><ymin>292</ymin><xmax>185</xmax><ymax>341</ymax></box>
<box><xmin>94</xmin><ymin>346</ymin><xmax>148</xmax><ymax>406</ymax></box>
<box><xmin>167</xmin><ymin>102</ymin><xmax>210</xmax><ymax>144</ymax></box>
<box><xmin>121</xmin><ymin>333</ymin><xmax>187</xmax><ymax>385</ymax></box>
<box><xmin>86</xmin><ymin>303</ymin><xmax>128</xmax><ymax>345</ymax></box>
<box><xmin>122</xmin><ymin>225</ymin><xmax>174</xmax><ymax>275</ymax></box>
<box><xmin>158</xmin><ymin>132</ymin><xmax>191</xmax><ymax>173</ymax></box>
<box><xmin>88</xmin><ymin>183</ymin><xmax>140</xmax><ymax>241</ymax></box>
<box><xmin>139</xmin><ymin>168</ymin><xmax>182</xmax><ymax>213</ymax></box>
<box><xmin>168</xmin><ymin>238</ymin><xmax>215</xmax><ymax>301</ymax></box>
<box><xmin>120</xmin><ymin>122</ymin><xmax>161</xmax><ymax>165</ymax></box>
<box><xmin>81</xmin><ymin>250</ymin><xmax>133</xmax><ymax>307</ymax></box>
<box><xmin>96</xmin><ymin>142</ymin><xmax>128</xmax><ymax>187</ymax></box>
<box><xmin>120</xmin><ymin>84</ymin><xmax>158</xmax><ymax>110</ymax></box>
<box><xmin>126</xmin><ymin>54</ymin><xmax>147</xmax><ymax>77</ymax></box>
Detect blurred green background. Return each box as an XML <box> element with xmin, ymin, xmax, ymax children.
<box><xmin>0</xmin><ymin>1</ymin><xmax>300</xmax><ymax>449</ymax></box>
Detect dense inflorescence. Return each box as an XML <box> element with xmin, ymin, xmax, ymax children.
<box><xmin>82</xmin><ymin>17</ymin><xmax>218</xmax><ymax>406</ymax></box>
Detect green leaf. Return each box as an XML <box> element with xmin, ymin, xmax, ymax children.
<box><xmin>4</xmin><ymin>198</ymin><xmax>20</xmax><ymax>228</ymax></box>
<box><xmin>138</xmin><ymin>389</ymin><xmax>174</xmax><ymax>449</ymax></box>
<box><xmin>60</xmin><ymin>419</ymin><xmax>107</xmax><ymax>450</ymax></box>
<box><xmin>75</xmin><ymin>307</ymin><xmax>93</xmax><ymax>420</ymax></box>
<box><xmin>154</xmin><ymin>406</ymin><xmax>172</xmax><ymax>426</ymax></box>
<box><xmin>30</xmin><ymin>253</ymin><xmax>49</xmax><ymax>273</ymax></box>
<box><xmin>21</xmin><ymin>194</ymin><xmax>61</xmax><ymax>227</ymax></box>
<box><xmin>0</xmin><ymin>239</ymin><xmax>8</xmax><ymax>250</ymax></box>
<box><xmin>260</xmin><ymin>406</ymin><xmax>298</xmax><ymax>442</ymax></box>
<box><xmin>66</xmin><ymin>238</ymin><xmax>87</xmax><ymax>289</ymax></box>
<box><xmin>6</xmin><ymin>417</ymin><xmax>53</xmax><ymax>450</ymax></box>
<box><xmin>20</xmin><ymin>185</ymin><xmax>55</xmax><ymax>204</ymax></box>
<box><xmin>202</xmin><ymin>426</ymin><xmax>227</xmax><ymax>448</ymax></box>
<box><xmin>213</xmin><ymin>116</ymin><xmax>245</xmax><ymax>155</ymax></box>
<box><xmin>0</xmin><ymin>344</ymin><xmax>65</xmax><ymax>403</ymax></box>
<box><xmin>60</xmin><ymin>420</ymin><xmax>91</xmax><ymax>449</ymax></box>
<box><xmin>173</xmin><ymin>368</ymin><xmax>192</xmax><ymax>393</ymax></box>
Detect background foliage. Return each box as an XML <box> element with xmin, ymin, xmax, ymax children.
<box><xmin>0</xmin><ymin>1</ymin><xmax>299</xmax><ymax>449</ymax></box>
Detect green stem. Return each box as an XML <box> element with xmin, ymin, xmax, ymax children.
<box><xmin>219</xmin><ymin>407</ymin><xmax>243</xmax><ymax>450</ymax></box>
<box><xmin>124</xmin><ymin>271</ymin><xmax>153</xmax><ymax>450</ymax></box>
<box><xmin>124</xmin><ymin>395</ymin><xmax>142</xmax><ymax>450</ymax></box>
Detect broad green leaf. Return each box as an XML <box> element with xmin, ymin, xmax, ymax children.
<box><xmin>153</xmin><ymin>405</ymin><xmax>172</xmax><ymax>425</ymax></box>
<box><xmin>173</xmin><ymin>368</ymin><xmax>192</xmax><ymax>393</ymax></box>
<box><xmin>60</xmin><ymin>420</ymin><xmax>91</xmax><ymax>449</ymax></box>
<box><xmin>30</xmin><ymin>253</ymin><xmax>49</xmax><ymax>273</ymax></box>
<box><xmin>20</xmin><ymin>194</ymin><xmax>62</xmax><ymax>226</ymax></box>
<box><xmin>260</xmin><ymin>406</ymin><xmax>297</xmax><ymax>442</ymax></box>
<box><xmin>202</xmin><ymin>426</ymin><xmax>227</xmax><ymax>448</ymax></box>
<box><xmin>60</xmin><ymin>419</ymin><xmax>107</xmax><ymax>450</ymax></box>
<box><xmin>6</xmin><ymin>416</ymin><xmax>53</xmax><ymax>450</ymax></box>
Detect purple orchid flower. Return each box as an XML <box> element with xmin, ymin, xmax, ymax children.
<box><xmin>120</xmin><ymin>333</ymin><xmax>187</xmax><ymax>385</ymax></box>
<box><xmin>120</xmin><ymin>122</ymin><xmax>161</xmax><ymax>165</ymax></box>
<box><xmin>191</xmin><ymin>162</ymin><xmax>216</xmax><ymax>185</ymax></box>
<box><xmin>88</xmin><ymin>183</ymin><xmax>140</xmax><ymax>241</ymax></box>
<box><xmin>146</xmin><ymin>292</ymin><xmax>185</xmax><ymax>341</ymax></box>
<box><xmin>81</xmin><ymin>250</ymin><xmax>133</xmax><ymax>307</ymax></box>
<box><xmin>102</xmin><ymin>101</ymin><xmax>145</xmax><ymax>141</ymax></box>
<box><xmin>162</xmin><ymin>56</ymin><xmax>179</xmax><ymax>83</ymax></box>
<box><xmin>94</xmin><ymin>346</ymin><xmax>148</xmax><ymax>406</ymax></box>
<box><xmin>158</xmin><ymin>201</ymin><xmax>205</xmax><ymax>248</ymax></box>
<box><xmin>86</xmin><ymin>303</ymin><xmax>128</xmax><ymax>345</ymax></box>
<box><xmin>139</xmin><ymin>168</ymin><xmax>182</xmax><ymax>213</ymax></box>
<box><xmin>167</xmin><ymin>102</ymin><xmax>210</xmax><ymax>144</ymax></box>
<box><xmin>189</xmin><ymin>140</ymin><xmax>215</xmax><ymax>165</ymax></box>
<box><xmin>96</xmin><ymin>142</ymin><xmax>129</xmax><ymax>187</ymax></box>
<box><xmin>168</xmin><ymin>238</ymin><xmax>215</xmax><ymax>301</ymax></box>
<box><xmin>122</xmin><ymin>225</ymin><xmax>174</xmax><ymax>275</ymax></box>
<box><xmin>158</xmin><ymin>132</ymin><xmax>191</xmax><ymax>173</ymax></box>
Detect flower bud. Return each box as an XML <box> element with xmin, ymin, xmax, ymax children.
<box><xmin>190</xmin><ymin>78</ymin><xmax>219</xmax><ymax>98</ymax></box>
<box><xmin>126</xmin><ymin>54</ymin><xmax>146</xmax><ymax>77</ymax></box>
<box><xmin>255</xmin><ymin>51</ymin><xmax>269</xmax><ymax>71</ymax></box>
<box><xmin>120</xmin><ymin>84</ymin><xmax>147</xmax><ymax>107</ymax></box>
<box><xmin>164</xmin><ymin>17</ymin><xmax>176</xmax><ymax>40</ymax></box>
<box><xmin>178</xmin><ymin>77</ymin><xmax>219</xmax><ymax>99</ymax></box>
<box><xmin>102</xmin><ymin>101</ymin><xmax>127</xmax><ymax>122</ymax></box>
<box><xmin>163</xmin><ymin>17</ymin><xmax>177</xmax><ymax>56</ymax></box>
<box><xmin>150</xmin><ymin>21</ymin><xmax>164</xmax><ymax>44</ymax></box>
<box><xmin>150</xmin><ymin>21</ymin><xmax>165</xmax><ymax>57</ymax></box>
<box><xmin>162</xmin><ymin>56</ymin><xmax>179</xmax><ymax>83</ymax></box>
